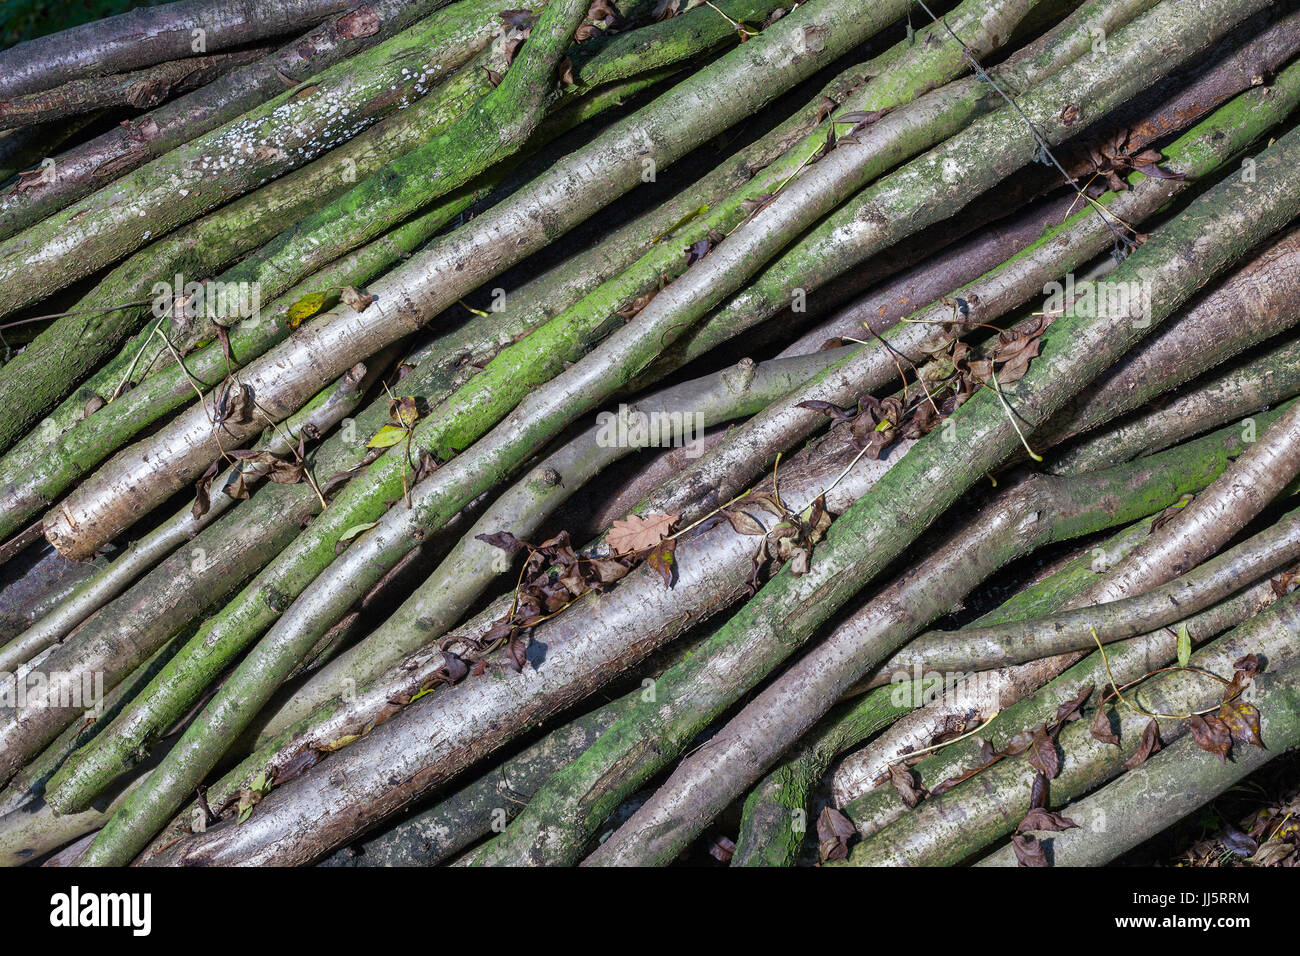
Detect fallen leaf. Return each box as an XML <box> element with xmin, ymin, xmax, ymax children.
<box><xmin>367</xmin><ymin>424</ymin><xmax>408</xmax><ymax>448</ymax></box>
<box><xmin>1091</xmin><ymin>706</ymin><xmax>1119</xmax><ymax>747</ymax></box>
<box><xmin>1017</xmin><ymin>807</ymin><xmax>1078</xmax><ymax>834</ymax></box>
<box><xmin>1030</xmin><ymin>770</ymin><xmax>1048</xmax><ymax>811</ymax></box>
<box><xmin>1124</xmin><ymin>718</ymin><xmax>1162</xmax><ymax>769</ymax></box>
<box><xmin>888</xmin><ymin>763</ymin><xmax>923</xmax><ymax>808</ymax></box>
<box><xmin>1187</xmin><ymin>714</ymin><xmax>1232</xmax><ymax>763</ymax></box>
<box><xmin>1053</xmin><ymin>685</ymin><xmax>1093</xmax><ymax>728</ymax></box>
<box><xmin>440</xmin><ymin>651</ymin><xmax>469</xmax><ymax>685</ymax></box>
<box><xmin>817</xmin><ymin>806</ymin><xmax>857</xmax><ymax>862</ymax></box>
<box><xmin>1133</xmin><ymin>160</ymin><xmax>1185</xmax><ymax>181</ymax></box>
<box><xmin>1026</xmin><ymin>726</ymin><xmax>1061</xmax><ymax>779</ymax></box>
<box><xmin>724</xmin><ymin>508</ymin><xmax>768</xmax><ymax>537</ymax></box>
<box><xmin>797</xmin><ymin>399</ymin><xmax>856</xmax><ymax>421</ymax></box>
<box><xmin>389</xmin><ymin>395</ymin><xmax>419</xmax><ymax>428</ymax></box>
<box><xmin>708</xmin><ymin>835</ymin><xmax>736</xmax><ymax>863</ymax></box>
<box><xmin>505</xmin><ymin>630</ymin><xmax>531</xmax><ymax>672</ymax></box>
<box><xmin>645</xmin><ymin>537</ymin><xmax>676</xmax><ymax>588</ymax></box>
<box><xmin>607</xmin><ymin>512</ymin><xmax>678</xmax><ymax>554</ymax></box>
<box><xmin>1217</xmin><ymin>698</ymin><xmax>1263</xmax><ymax>750</ymax></box>
<box><xmin>685</xmin><ymin>234</ymin><xmax>719</xmax><ymax>265</ymax></box>
<box><xmin>476</xmin><ymin>531</ymin><xmax>528</xmax><ymax>555</ymax></box>
<box><xmin>192</xmin><ymin>459</ymin><xmax>220</xmax><ymax>520</ymax></box>
<box><xmin>1249</xmin><ymin>838</ymin><xmax>1295</xmax><ymax>867</ymax></box>
<box><xmin>992</xmin><ymin>320</ymin><xmax>1046</xmax><ymax>384</ymax></box>
<box><xmin>1176</xmin><ymin>623</ymin><xmax>1192</xmax><ymax>668</ymax></box>
<box><xmin>287</xmin><ymin>291</ymin><xmax>329</xmax><ymax>327</ymax></box>
<box><xmin>837</xmin><ymin>107</ymin><xmax>890</xmax><ymax>130</ymax></box>
<box><xmin>213</xmin><ymin>380</ymin><xmax>252</xmax><ymax>425</ymax></box>
<box><xmin>341</xmin><ymin>285</ymin><xmax>376</xmax><ymax>311</ymax></box>
<box><xmin>652</xmin><ymin>204</ymin><xmax>707</xmax><ymax>243</ymax></box>
<box><xmin>338</xmin><ymin>521</ymin><xmax>378</xmax><ymax>543</ymax></box>
<box><xmin>1011</xmin><ymin>834</ymin><xmax>1048</xmax><ymax>866</ymax></box>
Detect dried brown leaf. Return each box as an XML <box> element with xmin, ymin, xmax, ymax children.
<box><xmin>797</xmin><ymin>399</ymin><xmax>856</xmax><ymax>421</ymax></box>
<box><xmin>1217</xmin><ymin>698</ymin><xmax>1263</xmax><ymax>750</ymax></box>
<box><xmin>1124</xmin><ymin>718</ymin><xmax>1162</xmax><ymax>769</ymax></box>
<box><xmin>341</xmin><ymin>285</ymin><xmax>376</xmax><ymax>312</ymax></box>
<box><xmin>1017</xmin><ymin>807</ymin><xmax>1078</xmax><ymax>835</ymax></box>
<box><xmin>888</xmin><ymin>762</ymin><xmax>923</xmax><ymax>809</ymax></box>
<box><xmin>1011</xmin><ymin>834</ymin><xmax>1048</xmax><ymax>867</ymax></box>
<box><xmin>607</xmin><ymin>512</ymin><xmax>678</xmax><ymax>554</ymax></box>
<box><xmin>1187</xmin><ymin>713</ymin><xmax>1232</xmax><ymax>762</ymax></box>
<box><xmin>645</xmin><ymin>536</ymin><xmax>676</xmax><ymax>588</ymax></box>
<box><xmin>476</xmin><ymin>530</ymin><xmax>527</xmax><ymax>555</ymax></box>
<box><xmin>192</xmin><ymin>459</ymin><xmax>220</xmax><ymax>520</ymax></box>
<box><xmin>816</xmin><ymin>806</ymin><xmax>857</xmax><ymax>862</ymax></box>
<box><xmin>1026</xmin><ymin>726</ymin><xmax>1061</xmax><ymax>779</ymax></box>
<box><xmin>1090</xmin><ymin>706</ymin><xmax>1119</xmax><ymax>747</ymax></box>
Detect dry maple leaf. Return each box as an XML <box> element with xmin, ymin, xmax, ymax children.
<box><xmin>607</xmin><ymin>512</ymin><xmax>679</xmax><ymax>554</ymax></box>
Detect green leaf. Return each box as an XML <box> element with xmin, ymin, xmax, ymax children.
<box><xmin>338</xmin><ymin>521</ymin><xmax>378</xmax><ymax>543</ymax></box>
<box><xmin>652</xmin><ymin>204</ymin><xmax>708</xmax><ymax>243</ymax></box>
<box><xmin>286</xmin><ymin>291</ymin><xmax>329</xmax><ymax>328</ymax></box>
<box><xmin>1176</xmin><ymin>623</ymin><xmax>1191</xmax><ymax>668</ymax></box>
<box><xmin>367</xmin><ymin>424</ymin><xmax>407</xmax><ymax>448</ymax></box>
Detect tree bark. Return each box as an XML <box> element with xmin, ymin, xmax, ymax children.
<box><xmin>491</xmin><ymin>127</ymin><xmax>1300</xmax><ymax>866</ymax></box>
<box><xmin>586</xmin><ymin>404</ymin><xmax>1300</xmax><ymax>865</ymax></box>
<box><xmin>0</xmin><ymin>49</ymin><xmax>270</xmax><ymax>130</ymax></box>
<box><xmin>0</xmin><ymin>0</ymin><xmax>460</xmax><ymax>240</ymax></box>
<box><xmin>840</xmin><ymin>588</ymin><xmax>1300</xmax><ymax>865</ymax></box>
<box><xmin>0</xmin><ymin>0</ymin><xmax>354</xmax><ymax>101</ymax></box>
<box><xmin>975</xmin><ymin>658</ymin><xmax>1300</xmax><ymax>867</ymax></box>
<box><xmin>0</xmin><ymin>0</ymin><xmax>513</xmax><ymax>318</ymax></box>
